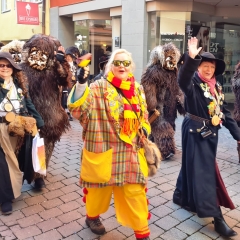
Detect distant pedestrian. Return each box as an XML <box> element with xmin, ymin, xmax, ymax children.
<box><xmin>92</xmin><ymin>54</ymin><xmax>110</xmax><ymax>82</ymax></box>
<box><xmin>173</xmin><ymin>37</ymin><xmax>240</xmax><ymax>238</ymax></box>
<box><xmin>62</xmin><ymin>46</ymin><xmax>81</xmax><ymax>121</ymax></box>
<box><xmin>68</xmin><ymin>49</ymin><xmax>152</xmax><ymax>240</ymax></box>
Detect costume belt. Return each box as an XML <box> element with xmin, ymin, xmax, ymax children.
<box><xmin>185</xmin><ymin>112</ymin><xmax>210</xmax><ymax>125</ymax></box>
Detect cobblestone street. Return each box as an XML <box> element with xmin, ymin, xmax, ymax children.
<box><xmin>0</xmin><ymin>116</ymin><xmax>240</xmax><ymax>240</ymax></box>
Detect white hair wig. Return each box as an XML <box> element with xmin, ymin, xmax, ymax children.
<box><xmin>104</xmin><ymin>49</ymin><xmax>135</xmax><ymax>76</ymax></box>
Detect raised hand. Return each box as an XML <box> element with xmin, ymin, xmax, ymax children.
<box><xmin>77</xmin><ymin>66</ymin><xmax>90</xmax><ymax>84</ymax></box>
<box><xmin>58</xmin><ymin>46</ymin><xmax>65</xmax><ymax>53</ymax></box>
<box><xmin>188</xmin><ymin>37</ymin><xmax>202</xmax><ymax>59</ymax></box>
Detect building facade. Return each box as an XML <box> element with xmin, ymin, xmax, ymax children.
<box><xmin>0</xmin><ymin>0</ymin><xmax>50</xmax><ymax>44</ymax></box>
<box><xmin>50</xmin><ymin>0</ymin><xmax>240</xmax><ymax>104</ymax></box>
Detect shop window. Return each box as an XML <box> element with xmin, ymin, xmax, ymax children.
<box><xmin>2</xmin><ymin>0</ymin><xmax>10</xmax><ymax>13</ymax></box>
<box><xmin>147</xmin><ymin>11</ymin><xmax>191</xmax><ymax>60</ymax></box>
<box><xmin>209</xmin><ymin>24</ymin><xmax>240</xmax><ymax>103</ymax></box>
<box><xmin>74</xmin><ymin>19</ymin><xmax>112</xmax><ymax>78</ymax></box>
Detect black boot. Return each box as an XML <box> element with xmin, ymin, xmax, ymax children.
<box><xmin>213</xmin><ymin>210</ymin><xmax>237</xmax><ymax>237</ymax></box>
<box><xmin>1</xmin><ymin>201</ymin><xmax>12</xmax><ymax>215</ymax></box>
<box><xmin>34</xmin><ymin>177</ymin><xmax>46</xmax><ymax>189</ymax></box>
<box><xmin>173</xmin><ymin>188</ymin><xmax>181</xmax><ymax>206</ymax></box>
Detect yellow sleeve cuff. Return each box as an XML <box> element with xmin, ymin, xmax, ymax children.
<box><xmin>67</xmin><ymin>85</ymin><xmax>90</xmax><ymax>109</ymax></box>
<box><xmin>142</xmin><ymin>122</ymin><xmax>151</xmax><ymax>135</ymax></box>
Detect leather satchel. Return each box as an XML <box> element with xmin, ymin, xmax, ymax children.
<box><xmin>138</xmin><ymin>128</ymin><xmax>162</xmax><ymax>177</ymax></box>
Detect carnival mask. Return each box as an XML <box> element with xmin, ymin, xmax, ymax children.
<box><xmin>163</xmin><ymin>51</ymin><xmax>178</xmax><ymax>70</ymax></box>
<box><xmin>10</xmin><ymin>52</ymin><xmax>22</xmax><ymax>64</ymax></box>
<box><xmin>28</xmin><ymin>47</ymin><xmax>49</xmax><ymax>71</ymax></box>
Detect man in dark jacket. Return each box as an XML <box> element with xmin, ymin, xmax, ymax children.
<box><xmin>61</xmin><ymin>46</ymin><xmax>80</xmax><ymax>121</ymax></box>
<box><xmin>173</xmin><ymin>37</ymin><xmax>240</xmax><ymax>238</ymax></box>
<box><xmin>92</xmin><ymin>54</ymin><xmax>110</xmax><ymax>82</ymax></box>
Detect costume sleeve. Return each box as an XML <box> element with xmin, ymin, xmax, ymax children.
<box><xmin>25</xmin><ymin>97</ymin><xmax>44</xmax><ymax>128</ymax></box>
<box><xmin>222</xmin><ymin>103</ymin><xmax>240</xmax><ymax>141</ymax></box>
<box><xmin>178</xmin><ymin>53</ymin><xmax>201</xmax><ymax>97</ymax></box>
<box><xmin>231</xmin><ymin>68</ymin><xmax>240</xmax><ymax>122</ymax></box>
<box><xmin>67</xmin><ymin>81</ymin><xmax>93</xmax><ymax>127</ymax></box>
<box><xmin>140</xmin><ymin>70</ymin><xmax>158</xmax><ymax>112</ymax></box>
<box><xmin>138</xmin><ymin>85</ymin><xmax>151</xmax><ymax>136</ymax></box>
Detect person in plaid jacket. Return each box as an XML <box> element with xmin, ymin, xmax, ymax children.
<box><xmin>68</xmin><ymin>49</ymin><xmax>152</xmax><ymax>240</ymax></box>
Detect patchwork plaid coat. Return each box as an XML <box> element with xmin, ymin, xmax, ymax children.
<box><xmin>68</xmin><ymin>78</ymin><xmax>151</xmax><ymax>188</ymax></box>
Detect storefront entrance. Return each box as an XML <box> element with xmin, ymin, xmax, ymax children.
<box><xmin>74</xmin><ymin>20</ymin><xmax>112</xmax><ymax>78</ymax></box>
<box><xmin>148</xmin><ymin>11</ymin><xmax>240</xmax><ymax>104</ymax></box>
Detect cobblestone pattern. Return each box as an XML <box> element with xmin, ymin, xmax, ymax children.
<box><xmin>0</xmin><ymin>116</ymin><xmax>239</xmax><ymax>239</ymax></box>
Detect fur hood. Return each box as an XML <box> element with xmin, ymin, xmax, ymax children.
<box><xmin>232</xmin><ymin>63</ymin><xmax>240</xmax><ymax>88</ymax></box>
<box><xmin>147</xmin><ymin>42</ymin><xmax>180</xmax><ymax>71</ymax></box>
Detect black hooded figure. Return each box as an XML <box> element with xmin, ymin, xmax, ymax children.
<box><xmin>173</xmin><ymin>37</ymin><xmax>240</xmax><ymax>238</ymax></box>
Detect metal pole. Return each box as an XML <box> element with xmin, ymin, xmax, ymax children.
<box><xmin>42</xmin><ymin>0</ymin><xmax>46</xmax><ymax>34</ymax></box>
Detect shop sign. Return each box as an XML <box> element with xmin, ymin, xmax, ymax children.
<box><xmin>186</xmin><ymin>25</ymin><xmax>193</xmax><ymax>38</ymax></box>
<box><xmin>228</xmin><ymin>30</ymin><xmax>240</xmax><ymax>38</ymax></box>
<box><xmin>16</xmin><ymin>1</ymin><xmax>39</xmax><ymax>25</ymax></box>
<box><xmin>115</xmin><ymin>37</ymin><xmax>120</xmax><ymax>47</ymax></box>
<box><xmin>209</xmin><ymin>42</ymin><xmax>220</xmax><ymax>53</ymax></box>
<box><xmin>161</xmin><ymin>33</ymin><xmax>184</xmax><ymax>42</ymax></box>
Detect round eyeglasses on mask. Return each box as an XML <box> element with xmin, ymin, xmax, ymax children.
<box><xmin>112</xmin><ymin>60</ymin><xmax>131</xmax><ymax>67</ymax></box>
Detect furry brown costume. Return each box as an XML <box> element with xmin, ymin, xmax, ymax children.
<box><xmin>141</xmin><ymin>43</ymin><xmax>185</xmax><ymax>159</ymax></box>
<box><xmin>20</xmin><ymin>34</ymin><xmax>71</xmax><ymax>171</ymax></box>
<box><xmin>231</xmin><ymin>63</ymin><xmax>240</xmax><ymax>163</ymax></box>
<box><xmin>232</xmin><ymin>63</ymin><xmax>240</xmax><ymax>125</ymax></box>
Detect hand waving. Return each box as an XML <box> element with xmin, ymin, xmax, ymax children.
<box><xmin>188</xmin><ymin>37</ymin><xmax>202</xmax><ymax>59</ymax></box>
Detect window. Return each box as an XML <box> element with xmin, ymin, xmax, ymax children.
<box><xmin>2</xmin><ymin>0</ymin><xmax>10</xmax><ymax>13</ymax></box>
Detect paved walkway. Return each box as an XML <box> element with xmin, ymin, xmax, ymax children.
<box><xmin>0</xmin><ymin>116</ymin><xmax>240</xmax><ymax>240</ymax></box>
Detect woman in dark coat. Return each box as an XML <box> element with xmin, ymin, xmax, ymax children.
<box><xmin>173</xmin><ymin>37</ymin><xmax>240</xmax><ymax>237</ymax></box>
<box><xmin>0</xmin><ymin>52</ymin><xmax>44</xmax><ymax>215</ymax></box>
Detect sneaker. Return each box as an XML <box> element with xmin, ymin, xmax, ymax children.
<box><xmin>69</xmin><ymin>116</ymin><xmax>73</xmax><ymax>121</ymax></box>
<box><xmin>1</xmin><ymin>201</ymin><xmax>12</xmax><ymax>215</ymax></box>
<box><xmin>85</xmin><ymin>217</ymin><xmax>106</xmax><ymax>235</ymax></box>
<box><xmin>34</xmin><ymin>177</ymin><xmax>46</xmax><ymax>189</ymax></box>
<box><xmin>136</xmin><ymin>237</ymin><xmax>150</xmax><ymax>240</ymax></box>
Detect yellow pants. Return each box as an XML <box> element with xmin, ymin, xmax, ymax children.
<box><xmin>85</xmin><ymin>184</ymin><xmax>150</xmax><ymax>237</ymax></box>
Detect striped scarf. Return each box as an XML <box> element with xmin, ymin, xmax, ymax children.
<box><xmin>106</xmin><ymin>71</ymin><xmax>140</xmax><ymax>137</ymax></box>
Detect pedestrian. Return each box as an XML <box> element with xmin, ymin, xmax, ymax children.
<box><xmin>141</xmin><ymin>43</ymin><xmax>185</xmax><ymax>160</ymax></box>
<box><xmin>0</xmin><ymin>52</ymin><xmax>44</xmax><ymax>215</ymax></box>
<box><xmin>62</xmin><ymin>46</ymin><xmax>80</xmax><ymax>121</ymax></box>
<box><xmin>92</xmin><ymin>54</ymin><xmax>110</xmax><ymax>82</ymax></box>
<box><xmin>173</xmin><ymin>37</ymin><xmax>240</xmax><ymax>237</ymax></box>
<box><xmin>68</xmin><ymin>49</ymin><xmax>152</xmax><ymax>240</ymax></box>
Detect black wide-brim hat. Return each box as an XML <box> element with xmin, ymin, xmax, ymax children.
<box><xmin>200</xmin><ymin>52</ymin><xmax>225</xmax><ymax>76</ymax></box>
<box><xmin>0</xmin><ymin>52</ymin><xmax>22</xmax><ymax>71</ymax></box>
<box><xmin>99</xmin><ymin>55</ymin><xmax>110</xmax><ymax>70</ymax></box>
<box><xmin>65</xmin><ymin>46</ymin><xmax>80</xmax><ymax>59</ymax></box>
